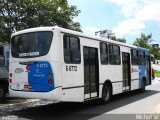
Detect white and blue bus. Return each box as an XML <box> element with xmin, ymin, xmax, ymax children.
<box><xmin>9</xmin><ymin>27</ymin><xmax>152</xmax><ymax>103</ymax></box>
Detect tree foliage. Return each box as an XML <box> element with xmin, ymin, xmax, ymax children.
<box><xmin>133</xmin><ymin>33</ymin><xmax>152</xmax><ymax>48</ymax></box>
<box><xmin>150</xmin><ymin>45</ymin><xmax>160</xmax><ymax>59</ymax></box>
<box><xmin>112</xmin><ymin>36</ymin><xmax>126</xmax><ymax>43</ymax></box>
<box><xmin>0</xmin><ymin>0</ymin><xmax>81</xmax><ymax>43</ymax></box>
<box><xmin>133</xmin><ymin>32</ymin><xmax>160</xmax><ymax>59</ymax></box>
<box><xmin>115</xmin><ymin>37</ymin><xmax>126</xmax><ymax>43</ymax></box>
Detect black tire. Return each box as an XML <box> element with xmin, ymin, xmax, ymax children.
<box><xmin>101</xmin><ymin>83</ymin><xmax>112</xmax><ymax>104</ymax></box>
<box><xmin>139</xmin><ymin>79</ymin><xmax>146</xmax><ymax>93</ymax></box>
<box><xmin>0</xmin><ymin>84</ymin><xmax>6</xmax><ymax>101</ymax></box>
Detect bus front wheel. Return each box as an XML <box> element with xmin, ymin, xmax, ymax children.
<box><xmin>101</xmin><ymin>83</ymin><xmax>112</xmax><ymax>104</ymax></box>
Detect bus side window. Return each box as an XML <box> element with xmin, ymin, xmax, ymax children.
<box><xmin>109</xmin><ymin>44</ymin><xmax>121</xmax><ymax>65</ymax></box>
<box><xmin>100</xmin><ymin>42</ymin><xmax>108</xmax><ymax>64</ymax></box>
<box><xmin>139</xmin><ymin>50</ymin><xmax>146</xmax><ymax>65</ymax></box>
<box><xmin>63</xmin><ymin>35</ymin><xmax>81</xmax><ymax>64</ymax></box>
<box><xmin>131</xmin><ymin>49</ymin><xmax>139</xmax><ymax>65</ymax></box>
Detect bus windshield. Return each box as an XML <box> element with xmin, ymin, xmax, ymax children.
<box><xmin>11</xmin><ymin>31</ymin><xmax>53</xmax><ymax>58</ymax></box>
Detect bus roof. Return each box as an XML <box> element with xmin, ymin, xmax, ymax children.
<box><xmin>11</xmin><ymin>26</ymin><xmax>149</xmax><ymax>51</ymax></box>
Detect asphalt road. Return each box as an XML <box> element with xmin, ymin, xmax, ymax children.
<box><xmin>1</xmin><ymin>80</ymin><xmax>160</xmax><ymax>120</ymax></box>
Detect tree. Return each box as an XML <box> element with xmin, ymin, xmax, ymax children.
<box><xmin>133</xmin><ymin>32</ymin><xmax>152</xmax><ymax>48</ymax></box>
<box><xmin>111</xmin><ymin>36</ymin><xmax>126</xmax><ymax>43</ymax></box>
<box><xmin>133</xmin><ymin>32</ymin><xmax>160</xmax><ymax>59</ymax></box>
<box><xmin>0</xmin><ymin>0</ymin><xmax>81</xmax><ymax>43</ymax></box>
<box><xmin>150</xmin><ymin>45</ymin><xmax>160</xmax><ymax>59</ymax></box>
<box><xmin>115</xmin><ymin>37</ymin><xmax>126</xmax><ymax>43</ymax></box>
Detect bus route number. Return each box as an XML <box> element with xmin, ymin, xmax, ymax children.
<box><xmin>66</xmin><ymin>66</ymin><xmax>77</xmax><ymax>72</ymax></box>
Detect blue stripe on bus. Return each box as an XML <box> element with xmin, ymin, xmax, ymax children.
<box><xmin>145</xmin><ymin>51</ymin><xmax>150</xmax><ymax>85</ymax></box>
<box><xmin>139</xmin><ymin>65</ymin><xmax>145</xmax><ymax>89</ymax></box>
<box><xmin>138</xmin><ymin>50</ymin><xmax>150</xmax><ymax>88</ymax></box>
<box><xmin>28</xmin><ymin>61</ymin><xmax>54</xmax><ymax>92</ymax></box>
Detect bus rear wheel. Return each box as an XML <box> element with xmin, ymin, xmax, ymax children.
<box><xmin>101</xmin><ymin>83</ymin><xmax>112</xmax><ymax>104</ymax></box>
<box><xmin>0</xmin><ymin>84</ymin><xmax>6</xmax><ymax>101</ymax></box>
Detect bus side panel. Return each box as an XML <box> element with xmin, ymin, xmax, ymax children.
<box><xmin>139</xmin><ymin>50</ymin><xmax>151</xmax><ymax>88</ymax></box>
<box><xmin>139</xmin><ymin>65</ymin><xmax>145</xmax><ymax>89</ymax></box>
<box><xmin>131</xmin><ymin>66</ymin><xmax>139</xmax><ymax>90</ymax></box>
<box><xmin>61</xmin><ymin>34</ymin><xmax>84</xmax><ymax>102</ymax></box>
<box><xmin>61</xmin><ymin>54</ymin><xmax>84</xmax><ymax>102</ymax></box>
<box><xmin>146</xmin><ymin>51</ymin><xmax>152</xmax><ymax>85</ymax></box>
<box><xmin>99</xmin><ymin>65</ymin><xmax>123</xmax><ymax>95</ymax></box>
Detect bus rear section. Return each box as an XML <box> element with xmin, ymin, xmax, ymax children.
<box><xmin>9</xmin><ymin>29</ymin><xmax>61</xmax><ymax>101</ymax></box>
<box><xmin>10</xmin><ymin>61</ymin><xmax>54</xmax><ymax>92</ymax></box>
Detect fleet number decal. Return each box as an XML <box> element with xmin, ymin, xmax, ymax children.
<box><xmin>37</xmin><ymin>64</ymin><xmax>48</xmax><ymax>68</ymax></box>
<box><xmin>66</xmin><ymin>66</ymin><xmax>77</xmax><ymax>71</ymax></box>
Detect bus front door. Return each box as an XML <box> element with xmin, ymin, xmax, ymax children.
<box><xmin>122</xmin><ymin>52</ymin><xmax>131</xmax><ymax>91</ymax></box>
<box><xmin>83</xmin><ymin>47</ymin><xmax>99</xmax><ymax>100</ymax></box>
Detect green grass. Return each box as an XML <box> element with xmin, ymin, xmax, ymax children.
<box><xmin>154</xmin><ymin>70</ymin><xmax>160</xmax><ymax>77</ymax></box>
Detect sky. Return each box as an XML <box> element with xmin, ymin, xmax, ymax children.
<box><xmin>68</xmin><ymin>0</ymin><xmax>160</xmax><ymax>44</ymax></box>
